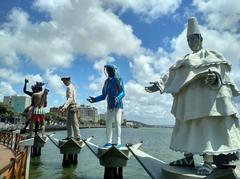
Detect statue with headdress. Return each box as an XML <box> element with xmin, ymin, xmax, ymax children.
<box><xmin>30</xmin><ymin>81</ymin><xmax>49</xmax><ymax>137</ymax></box>
<box><xmin>145</xmin><ymin>17</ymin><xmax>240</xmax><ymax>175</ymax></box>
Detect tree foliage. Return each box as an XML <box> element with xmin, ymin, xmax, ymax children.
<box><xmin>0</xmin><ymin>102</ymin><xmax>14</xmax><ymax>121</ymax></box>
<box><xmin>99</xmin><ymin>118</ymin><xmax>106</xmax><ymax>125</ymax></box>
<box><xmin>45</xmin><ymin>112</ymin><xmax>66</xmax><ymax>123</ymax></box>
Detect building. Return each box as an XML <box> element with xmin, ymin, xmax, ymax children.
<box><xmin>99</xmin><ymin>111</ymin><xmax>125</xmax><ymax>124</ymax></box>
<box><xmin>50</xmin><ymin>105</ymin><xmax>99</xmax><ymax>123</ymax></box>
<box><xmin>3</xmin><ymin>95</ymin><xmax>31</xmax><ymax>113</ymax></box>
<box><xmin>99</xmin><ymin>113</ymin><xmax>106</xmax><ymax>121</ymax></box>
<box><xmin>49</xmin><ymin>107</ymin><xmax>67</xmax><ymax>117</ymax></box>
<box><xmin>78</xmin><ymin>105</ymin><xmax>99</xmax><ymax>123</ymax></box>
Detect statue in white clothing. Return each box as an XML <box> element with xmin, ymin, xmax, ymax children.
<box><xmin>145</xmin><ymin>17</ymin><xmax>240</xmax><ymax>175</ymax></box>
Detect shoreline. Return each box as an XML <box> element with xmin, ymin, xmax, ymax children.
<box><xmin>0</xmin><ymin>122</ymin><xmax>172</xmax><ymax>132</ymax></box>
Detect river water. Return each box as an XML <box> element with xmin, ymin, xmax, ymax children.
<box><xmin>29</xmin><ymin>127</ymin><xmax>197</xmax><ymax>179</ymax></box>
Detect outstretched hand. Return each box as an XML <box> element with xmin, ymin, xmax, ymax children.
<box><xmin>87</xmin><ymin>96</ymin><xmax>96</xmax><ymax>103</ymax></box>
<box><xmin>206</xmin><ymin>69</ymin><xmax>217</xmax><ymax>85</ymax></box>
<box><xmin>59</xmin><ymin>105</ymin><xmax>65</xmax><ymax>112</ymax></box>
<box><xmin>145</xmin><ymin>82</ymin><xmax>160</xmax><ymax>93</ymax></box>
<box><xmin>25</xmin><ymin>79</ymin><xmax>29</xmax><ymax>84</ymax></box>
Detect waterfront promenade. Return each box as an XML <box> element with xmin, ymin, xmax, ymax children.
<box><xmin>0</xmin><ymin>130</ymin><xmax>32</xmax><ymax>179</ymax></box>
<box><xmin>0</xmin><ymin>144</ymin><xmax>15</xmax><ymax>176</ymax></box>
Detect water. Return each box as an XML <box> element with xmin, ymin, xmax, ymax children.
<box><xmin>29</xmin><ymin>127</ymin><xmax>188</xmax><ymax>179</ymax></box>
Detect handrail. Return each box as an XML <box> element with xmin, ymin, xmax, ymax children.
<box><xmin>0</xmin><ymin>131</ymin><xmax>28</xmax><ymax>179</ymax></box>
<box><xmin>0</xmin><ymin>159</ymin><xmax>14</xmax><ymax>176</ymax></box>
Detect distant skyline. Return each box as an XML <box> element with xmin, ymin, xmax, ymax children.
<box><xmin>0</xmin><ymin>0</ymin><xmax>239</xmax><ymax>125</ymax></box>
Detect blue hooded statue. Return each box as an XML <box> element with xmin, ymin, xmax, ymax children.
<box><xmin>88</xmin><ymin>64</ymin><xmax>125</xmax><ymax>148</ymax></box>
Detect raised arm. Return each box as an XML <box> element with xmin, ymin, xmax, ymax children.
<box><xmin>23</xmin><ymin>79</ymin><xmax>33</xmax><ymax>96</ymax></box>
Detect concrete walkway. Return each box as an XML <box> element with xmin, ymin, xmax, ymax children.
<box><xmin>0</xmin><ymin>144</ymin><xmax>15</xmax><ymax>176</ymax></box>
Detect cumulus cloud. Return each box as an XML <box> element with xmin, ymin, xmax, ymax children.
<box><xmin>0</xmin><ymin>8</ymin><xmax>74</xmax><ymax>69</ymax></box>
<box><xmin>0</xmin><ymin>68</ymin><xmax>43</xmax><ymax>85</ymax></box>
<box><xmin>0</xmin><ymin>82</ymin><xmax>17</xmax><ymax>101</ymax></box>
<box><xmin>124</xmin><ymin>80</ymin><xmax>174</xmax><ymax>125</ymax></box>
<box><xmin>131</xmin><ymin>54</ymin><xmax>160</xmax><ymax>84</ymax></box>
<box><xmin>0</xmin><ymin>0</ymin><xmax>142</xmax><ymax>69</ymax></box>
<box><xmin>102</xmin><ymin>0</ymin><xmax>182</xmax><ymax>22</ymax></box>
<box><xmin>44</xmin><ymin>70</ymin><xmax>65</xmax><ymax>97</ymax></box>
<box><xmin>192</xmin><ymin>0</ymin><xmax>240</xmax><ymax>32</ymax></box>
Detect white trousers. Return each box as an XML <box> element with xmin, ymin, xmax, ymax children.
<box><xmin>67</xmin><ymin>110</ymin><xmax>80</xmax><ymax>139</ymax></box>
<box><xmin>106</xmin><ymin>108</ymin><xmax>122</xmax><ymax>144</ymax></box>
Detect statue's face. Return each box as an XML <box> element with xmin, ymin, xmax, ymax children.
<box><xmin>32</xmin><ymin>86</ymin><xmax>37</xmax><ymax>93</ymax></box>
<box><xmin>187</xmin><ymin>34</ymin><xmax>202</xmax><ymax>52</ymax></box>
<box><xmin>62</xmin><ymin>80</ymin><xmax>70</xmax><ymax>86</ymax></box>
<box><xmin>106</xmin><ymin>67</ymin><xmax>114</xmax><ymax>77</ymax></box>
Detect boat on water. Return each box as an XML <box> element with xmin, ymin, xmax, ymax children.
<box><xmin>126</xmin><ymin>142</ymin><xmax>240</xmax><ymax>179</ymax></box>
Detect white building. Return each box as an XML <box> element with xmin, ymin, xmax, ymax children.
<box><xmin>78</xmin><ymin>105</ymin><xmax>99</xmax><ymax>123</ymax></box>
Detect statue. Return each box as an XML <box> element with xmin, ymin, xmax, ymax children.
<box><xmin>30</xmin><ymin>82</ymin><xmax>48</xmax><ymax>137</ymax></box>
<box><xmin>87</xmin><ymin>64</ymin><xmax>125</xmax><ymax>148</ymax></box>
<box><xmin>145</xmin><ymin>17</ymin><xmax>240</xmax><ymax>175</ymax></box>
<box><xmin>60</xmin><ymin>76</ymin><xmax>81</xmax><ymax>140</ymax></box>
<box><xmin>21</xmin><ymin>79</ymin><xmax>38</xmax><ymax>134</ymax></box>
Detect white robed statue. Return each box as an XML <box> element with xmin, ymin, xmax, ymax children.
<box><xmin>145</xmin><ymin>17</ymin><xmax>240</xmax><ymax>175</ymax></box>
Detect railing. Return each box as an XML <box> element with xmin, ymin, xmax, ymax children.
<box><xmin>0</xmin><ymin>131</ymin><xmax>28</xmax><ymax>179</ymax></box>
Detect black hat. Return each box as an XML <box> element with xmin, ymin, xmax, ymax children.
<box><xmin>35</xmin><ymin>82</ymin><xmax>45</xmax><ymax>87</ymax></box>
<box><xmin>61</xmin><ymin>76</ymin><xmax>71</xmax><ymax>81</ymax></box>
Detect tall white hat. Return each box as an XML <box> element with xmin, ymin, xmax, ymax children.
<box><xmin>187</xmin><ymin>17</ymin><xmax>201</xmax><ymax>36</ymax></box>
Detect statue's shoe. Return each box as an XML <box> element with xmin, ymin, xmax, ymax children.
<box><xmin>103</xmin><ymin>143</ymin><xmax>112</xmax><ymax>148</ymax></box>
<box><xmin>116</xmin><ymin>144</ymin><xmax>122</xmax><ymax>149</ymax></box>
<box><xmin>197</xmin><ymin>162</ymin><xmax>213</xmax><ymax>175</ymax></box>
<box><xmin>169</xmin><ymin>157</ymin><xmax>195</xmax><ymax>167</ymax></box>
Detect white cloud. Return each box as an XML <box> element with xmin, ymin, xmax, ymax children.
<box><xmin>0</xmin><ymin>9</ymin><xmax>74</xmax><ymax>69</ymax></box>
<box><xmin>102</xmin><ymin>0</ymin><xmax>182</xmax><ymax>22</ymax></box>
<box><xmin>192</xmin><ymin>0</ymin><xmax>240</xmax><ymax>32</ymax></box>
<box><xmin>0</xmin><ymin>82</ymin><xmax>17</xmax><ymax>101</ymax></box>
<box><xmin>88</xmin><ymin>75</ymin><xmax>95</xmax><ymax>81</ymax></box>
<box><xmin>44</xmin><ymin>70</ymin><xmax>65</xmax><ymax>97</ymax></box>
<box><xmin>0</xmin><ymin>68</ymin><xmax>43</xmax><ymax>85</ymax></box>
<box><xmin>0</xmin><ymin>0</ymin><xmax>141</xmax><ymax>69</ymax></box>
<box><xmin>131</xmin><ymin>54</ymin><xmax>160</xmax><ymax>84</ymax></box>
<box><xmin>124</xmin><ymin>80</ymin><xmax>174</xmax><ymax>125</ymax></box>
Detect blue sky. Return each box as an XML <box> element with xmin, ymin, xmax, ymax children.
<box><xmin>0</xmin><ymin>0</ymin><xmax>240</xmax><ymax>125</ymax></box>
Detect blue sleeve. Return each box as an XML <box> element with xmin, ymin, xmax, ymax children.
<box><xmin>95</xmin><ymin>80</ymin><xmax>107</xmax><ymax>102</ymax></box>
<box><xmin>117</xmin><ymin>81</ymin><xmax>125</xmax><ymax>101</ymax></box>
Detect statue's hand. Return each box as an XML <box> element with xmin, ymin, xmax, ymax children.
<box><xmin>115</xmin><ymin>97</ymin><xmax>118</xmax><ymax>105</ymax></box>
<box><xmin>60</xmin><ymin>107</ymin><xmax>66</xmax><ymax>112</ymax></box>
<box><xmin>87</xmin><ymin>96</ymin><xmax>96</xmax><ymax>103</ymax></box>
<box><xmin>44</xmin><ymin>88</ymin><xmax>49</xmax><ymax>94</ymax></box>
<box><xmin>25</xmin><ymin>79</ymin><xmax>29</xmax><ymax>83</ymax></box>
<box><xmin>145</xmin><ymin>82</ymin><xmax>159</xmax><ymax>93</ymax></box>
<box><xmin>206</xmin><ymin>69</ymin><xmax>217</xmax><ymax>85</ymax></box>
